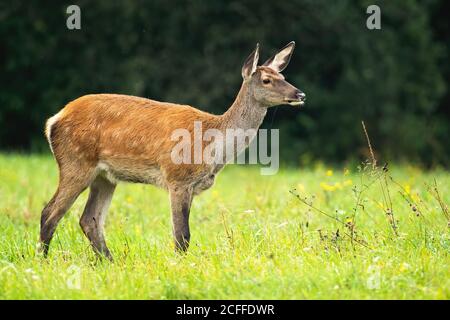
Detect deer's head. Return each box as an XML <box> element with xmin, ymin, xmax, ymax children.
<box><xmin>241</xmin><ymin>42</ymin><xmax>305</xmax><ymax>107</ymax></box>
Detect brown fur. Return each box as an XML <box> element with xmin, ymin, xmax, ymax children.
<box><xmin>50</xmin><ymin>94</ymin><xmax>222</xmax><ymax>183</ymax></box>
<box><xmin>39</xmin><ymin>43</ymin><xmax>304</xmax><ymax>258</ymax></box>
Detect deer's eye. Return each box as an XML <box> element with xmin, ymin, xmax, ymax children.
<box><xmin>262</xmin><ymin>79</ymin><xmax>271</xmax><ymax>84</ymax></box>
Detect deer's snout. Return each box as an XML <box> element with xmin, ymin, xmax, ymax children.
<box><xmin>285</xmin><ymin>89</ymin><xmax>306</xmax><ymax>106</ymax></box>
<box><xmin>296</xmin><ymin>91</ymin><xmax>306</xmax><ymax>101</ymax></box>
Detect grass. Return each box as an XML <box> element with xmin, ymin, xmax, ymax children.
<box><xmin>0</xmin><ymin>153</ymin><xmax>448</xmax><ymax>299</ymax></box>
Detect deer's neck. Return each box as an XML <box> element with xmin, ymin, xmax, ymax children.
<box><xmin>210</xmin><ymin>82</ymin><xmax>267</xmax><ymax>166</ymax></box>
<box><xmin>221</xmin><ymin>82</ymin><xmax>267</xmax><ymax>131</ymax></box>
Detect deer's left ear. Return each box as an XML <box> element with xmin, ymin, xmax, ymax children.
<box><xmin>263</xmin><ymin>41</ymin><xmax>295</xmax><ymax>72</ymax></box>
<box><xmin>241</xmin><ymin>43</ymin><xmax>260</xmax><ymax>80</ymax></box>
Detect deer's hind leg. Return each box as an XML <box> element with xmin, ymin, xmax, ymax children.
<box><xmin>40</xmin><ymin>165</ymin><xmax>95</xmax><ymax>256</ymax></box>
<box><xmin>79</xmin><ymin>175</ymin><xmax>116</xmax><ymax>260</ymax></box>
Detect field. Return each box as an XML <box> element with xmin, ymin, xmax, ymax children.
<box><xmin>0</xmin><ymin>154</ymin><xmax>448</xmax><ymax>299</ymax></box>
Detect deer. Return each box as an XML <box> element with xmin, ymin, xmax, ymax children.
<box><xmin>40</xmin><ymin>41</ymin><xmax>306</xmax><ymax>260</ymax></box>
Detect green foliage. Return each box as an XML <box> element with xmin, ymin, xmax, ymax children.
<box><xmin>0</xmin><ymin>154</ymin><xmax>449</xmax><ymax>299</ymax></box>
<box><xmin>0</xmin><ymin>1</ymin><xmax>448</xmax><ymax>165</ymax></box>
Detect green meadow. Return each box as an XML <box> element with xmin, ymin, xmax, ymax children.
<box><xmin>0</xmin><ymin>154</ymin><xmax>448</xmax><ymax>299</ymax></box>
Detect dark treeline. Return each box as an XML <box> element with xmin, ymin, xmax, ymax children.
<box><xmin>0</xmin><ymin>1</ymin><xmax>448</xmax><ymax>166</ymax></box>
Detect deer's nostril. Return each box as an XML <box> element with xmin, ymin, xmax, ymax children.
<box><xmin>297</xmin><ymin>92</ymin><xmax>306</xmax><ymax>100</ymax></box>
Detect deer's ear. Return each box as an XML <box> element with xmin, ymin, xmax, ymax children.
<box><xmin>241</xmin><ymin>43</ymin><xmax>260</xmax><ymax>80</ymax></box>
<box><xmin>263</xmin><ymin>41</ymin><xmax>295</xmax><ymax>72</ymax></box>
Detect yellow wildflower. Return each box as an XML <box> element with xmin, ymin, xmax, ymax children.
<box><xmin>135</xmin><ymin>225</ymin><xmax>142</xmax><ymax>236</ymax></box>
<box><xmin>344</xmin><ymin>168</ymin><xmax>350</xmax><ymax>176</ymax></box>
<box><xmin>399</xmin><ymin>262</ymin><xmax>410</xmax><ymax>272</ymax></box>
<box><xmin>326</xmin><ymin>170</ymin><xmax>333</xmax><ymax>176</ymax></box>
<box><xmin>126</xmin><ymin>196</ymin><xmax>133</xmax><ymax>203</ymax></box>
<box><xmin>404</xmin><ymin>184</ymin><xmax>411</xmax><ymax>195</ymax></box>
<box><xmin>345</xmin><ymin>217</ymin><xmax>353</xmax><ymax>224</ymax></box>
<box><xmin>320</xmin><ymin>182</ymin><xmax>336</xmax><ymax>192</ymax></box>
<box><xmin>343</xmin><ymin>179</ymin><xmax>353</xmax><ymax>187</ymax></box>
<box><xmin>376</xmin><ymin>201</ymin><xmax>385</xmax><ymax>210</ymax></box>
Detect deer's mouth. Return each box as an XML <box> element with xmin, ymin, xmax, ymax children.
<box><xmin>284</xmin><ymin>96</ymin><xmax>306</xmax><ymax>106</ymax></box>
<box><xmin>284</xmin><ymin>91</ymin><xmax>306</xmax><ymax>106</ymax></box>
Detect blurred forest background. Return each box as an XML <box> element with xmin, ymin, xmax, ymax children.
<box><xmin>0</xmin><ymin>0</ymin><xmax>448</xmax><ymax>166</ymax></box>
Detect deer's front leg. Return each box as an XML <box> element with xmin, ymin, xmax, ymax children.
<box><xmin>169</xmin><ymin>186</ymin><xmax>193</xmax><ymax>252</ymax></box>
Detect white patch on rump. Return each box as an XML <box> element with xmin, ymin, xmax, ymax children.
<box><xmin>45</xmin><ymin>110</ymin><xmax>63</xmax><ymax>154</ymax></box>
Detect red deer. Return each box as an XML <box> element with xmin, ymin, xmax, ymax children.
<box><xmin>40</xmin><ymin>42</ymin><xmax>305</xmax><ymax>259</ymax></box>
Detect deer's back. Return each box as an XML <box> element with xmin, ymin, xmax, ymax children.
<box><xmin>47</xmin><ymin>94</ymin><xmax>221</xmax><ymax>187</ymax></box>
